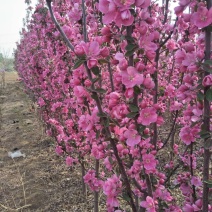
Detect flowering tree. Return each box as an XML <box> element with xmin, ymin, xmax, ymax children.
<box><xmin>15</xmin><ymin>0</ymin><xmax>212</xmax><ymax>211</ymax></box>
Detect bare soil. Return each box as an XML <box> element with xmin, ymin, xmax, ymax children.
<box><xmin>0</xmin><ymin>72</ymin><xmax>92</xmax><ymax>212</ymax></box>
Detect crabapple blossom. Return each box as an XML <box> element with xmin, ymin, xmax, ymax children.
<box><xmin>121</xmin><ymin>66</ymin><xmax>144</xmax><ymax>88</ymax></box>
<box><xmin>140</xmin><ymin>196</ymin><xmax>156</xmax><ymax>212</ymax></box>
<box><xmin>142</xmin><ymin>153</ymin><xmax>157</xmax><ymax>172</ymax></box>
<box><xmin>138</xmin><ymin>107</ymin><xmax>158</xmax><ymax>126</ymax></box>
<box><xmin>124</xmin><ymin>129</ymin><xmax>141</xmax><ymax>146</ymax></box>
<box><xmin>15</xmin><ymin>0</ymin><xmax>212</xmax><ymax>211</ymax></box>
<box><xmin>202</xmin><ymin>74</ymin><xmax>212</xmax><ymax>87</ymax></box>
<box><xmin>191</xmin><ymin>6</ymin><xmax>212</xmax><ymax>28</ymax></box>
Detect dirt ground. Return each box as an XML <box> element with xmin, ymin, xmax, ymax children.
<box><xmin>0</xmin><ymin>72</ymin><xmax>93</xmax><ymax>212</ymax></box>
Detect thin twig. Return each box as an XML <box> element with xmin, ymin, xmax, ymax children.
<box><xmin>82</xmin><ymin>0</ymin><xmax>88</xmax><ymax>42</ymax></box>
<box><xmin>160</xmin><ymin>110</ymin><xmax>179</xmax><ymax>149</ymax></box>
<box><xmin>46</xmin><ymin>0</ymin><xmax>75</xmax><ymax>52</ymax></box>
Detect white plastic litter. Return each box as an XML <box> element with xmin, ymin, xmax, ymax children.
<box><xmin>8</xmin><ymin>150</ymin><xmax>26</xmax><ymax>159</ymax></box>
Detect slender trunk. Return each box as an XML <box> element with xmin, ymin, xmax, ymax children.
<box><xmin>202</xmin><ymin>0</ymin><xmax>211</xmax><ymax>210</ymax></box>
<box><xmin>94</xmin><ymin>160</ymin><xmax>99</xmax><ymax>212</ymax></box>
<box><xmin>81</xmin><ymin>162</ymin><xmax>87</xmax><ymax>199</ymax></box>
<box><xmin>152</xmin><ymin>49</ymin><xmax>160</xmax><ymax>147</ymax></box>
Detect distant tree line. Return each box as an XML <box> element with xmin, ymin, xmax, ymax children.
<box><xmin>0</xmin><ymin>52</ymin><xmax>15</xmax><ymax>72</ymax></box>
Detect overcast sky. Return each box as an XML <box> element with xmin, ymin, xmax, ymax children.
<box><xmin>0</xmin><ymin>0</ymin><xmax>37</xmax><ymax>57</ymax></box>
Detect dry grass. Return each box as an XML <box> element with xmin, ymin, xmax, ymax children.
<box><xmin>0</xmin><ymin>72</ymin><xmax>93</xmax><ymax>211</ymax></box>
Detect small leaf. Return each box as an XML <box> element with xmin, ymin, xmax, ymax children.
<box><xmin>73</xmin><ymin>58</ymin><xmax>86</xmax><ymax>69</ymax></box>
<box><xmin>204</xmin><ymin>180</ymin><xmax>212</xmax><ymax>188</ymax></box>
<box><xmin>197</xmin><ymin>91</ymin><xmax>204</xmax><ymax>101</ymax></box>
<box><xmin>109</xmin><ymin>118</ymin><xmax>120</xmax><ymax>127</ymax></box>
<box><xmin>200</xmin><ymin>132</ymin><xmax>211</xmax><ymax>139</ymax></box>
<box><xmin>202</xmin><ymin>60</ymin><xmax>212</xmax><ymax>73</ymax></box>
<box><xmin>97</xmin><ymin>113</ymin><xmax>107</xmax><ymax>118</ymax></box>
<box><xmin>129</xmin><ymin>104</ymin><xmax>139</xmax><ymax>112</ymax></box>
<box><xmin>202</xmin><ymin>65</ymin><xmax>212</xmax><ymax>73</ymax></box>
<box><xmin>125</xmin><ymin>44</ymin><xmax>137</xmax><ymax>51</ymax></box>
<box><xmin>200</xmin><ymin>131</ymin><xmax>211</xmax><ymax>139</ymax></box>
<box><xmin>125</xmin><ymin>50</ymin><xmax>135</xmax><ymax>57</ymax></box>
<box><xmin>103</xmin><ymin>118</ymin><xmax>109</xmax><ymax>127</ymax></box>
<box><xmin>91</xmin><ymin>77</ymin><xmax>99</xmax><ymax>84</ymax></box>
<box><xmin>91</xmin><ymin>93</ymin><xmax>98</xmax><ymax>100</ymax></box>
<box><xmin>95</xmin><ymin>88</ymin><xmax>106</xmax><ymax>94</ymax></box>
<box><xmin>206</xmin><ymin>88</ymin><xmax>212</xmax><ymax>102</ymax></box>
<box><xmin>96</xmin><ymin>130</ymin><xmax>100</xmax><ymax>139</ymax></box>
<box><xmin>122</xmin><ymin>192</ymin><xmax>131</xmax><ymax>202</ymax></box>
<box><xmin>108</xmin><ymin>156</ymin><xmax>113</xmax><ymax>164</ymax></box>
<box><xmin>204</xmin><ymin>138</ymin><xmax>212</xmax><ymax>149</ymax></box>
<box><xmin>98</xmin><ymin>59</ymin><xmax>108</xmax><ymax>64</ymax></box>
<box><xmin>91</xmin><ymin>66</ymin><xmax>100</xmax><ymax>76</ymax></box>
<box><xmin>125</xmin><ymin>36</ymin><xmax>135</xmax><ymax>42</ymax></box>
<box><xmin>203</xmin><ymin>60</ymin><xmax>212</xmax><ymax>65</ymax></box>
<box><xmin>134</xmin><ymin>86</ymin><xmax>141</xmax><ymax>95</ymax></box>
<box><xmin>126</xmin><ymin>112</ymin><xmax>138</xmax><ymax>118</ymax></box>
<box><xmin>138</xmin><ymin>125</ymin><xmax>145</xmax><ymax>134</ymax></box>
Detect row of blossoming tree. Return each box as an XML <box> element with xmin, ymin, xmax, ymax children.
<box><xmin>15</xmin><ymin>0</ymin><xmax>212</xmax><ymax>211</ymax></box>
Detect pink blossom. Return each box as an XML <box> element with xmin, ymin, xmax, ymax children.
<box><xmin>87</xmin><ymin>58</ymin><xmax>98</xmax><ymax>69</ymax></box>
<box><xmin>38</xmin><ymin>97</ymin><xmax>45</xmax><ymax>107</ymax></box>
<box><xmin>143</xmin><ymin>75</ymin><xmax>155</xmax><ymax>89</ymax></box>
<box><xmin>175</xmin><ymin>49</ymin><xmax>186</xmax><ymax>65</ymax></box>
<box><xmin>115</xmin><ymin>9</ymin><xmax>134</xmax><ymax>26</ymax></box>
<box><xmin>66</xmin><ymin>156</ymin><xmax>75</xmax><ymax>166</ymax></box>
<box><xmin>115</xmin><ymin>53</ymin><xmax>128</xmax><ymax>70</ymax></box>
<box><xmin>55</xmin><ymin>145</ymin><xmax>64</xmax><ymax>156</ymax></box>
<box><xmin>191</xmin><ymin>6</ymin><xmax>212</xmax><ymax>28</ymax></box>
<box><xmin>166</xmin><ymin>39</ymin><xmax>177</xmax><ymax>51</ymax></box>
<box><xmin>121</xmin><ymin>66</ymin><xmax>144</xmax><ymax>88</ymax></box>
<box><xmin>108</xmin><ymin>92</ymin><xmax>120</xmax><ymax>108</ymax></box>
<box><xmin>135</xmin><ymin>0</ymin><xmax>151</xmax><ymax>8</ymax></box>
<box><xmin>103</xmin><ymin>175</ymin><xmax>122</xmax><ymax>208</ymax></box>
<box><xmin>182</xmin><ymin>204</ymin><xmax>194</xmax><ymax>212</ymax></box>
<box><xmin>114</xmin><ymin>0</ymin><xmax>135</xmax><ymax>8</ymax></box>
<box><xmin>83</xmin><ymin>41</ymin><xmax>100</xmax><ymax>57</ymax></box>
<box><xmin>179</xmin><ymin>126</ymin><xmax>199</xmax><ymax>145</ymax></box>
<box><xmin>98</xmin><ymin>0</ymin><xmax>135</xmax><ymax>26</ymax></box>
<box><xmin>179</xmin><ymin>0</ymin><xmax>190</xmax><ymax>7</ymax></box>
<box><xmin>124</xmin><ymin>129</ymin><xmax>141</xmax><ymax>146</ymax></box>
<box><xmin>180</xmin><ymin>183</ymin><xmax>192</xmax><ymax>196</ymax></box>
<box><xmin>84</xmin><ymin>170</ymin><xmax>103</xmax><ymax>192</ymax></box>
<box><xmin>104</xmin><ymin>157</ymin><xmax>113</xmax><ymax>171</ymax></box>
<box><xmin>125</xmin><ymin>88</ymin><xmax>134</xmax><ymax>98</ymax></box>
<box><xmin>73</xmin><ymin>86</ymin><xmax>88</xmax><ymax>98</ymax></box>
<box><xmin>142</xmin><ymin>154</ymin><xmax>157</xmax><ymax>171</ymax></box>
<box><xmin>78</xmin><ymin>114</ymin><xmax>93</xmax><ymax>131</ymax></box>
<box><xmin>191</xmin><ymin>176</ymin><xmax>202</xmax><ymax>187</ymax></box>
<box><xmin>112</xmin><ymin>104</ymin><xmax>129</xmax><ymax>120</ymax></box>
<box><xmin>174</xmin><ymin>6</ymin><xmax>185</xmax><ymax>15</ymax></box>
<box><xmin>154</xmin><ymin>185</ymin><xmax>173</xmax><ymax>202</ymax></box>
<box><xmin>202</xmin><ymin>74</ymin><xmax>212</xmax><ymax>87</ymax></box>
<box><xmin>68</xmin><ymin>3</ymin><xmax>82</xmax><ymax>23</ymax></box>
<box><xmin>91</xmin><ymin>144</ymin><xmax>105</xmax><ymax>159</ymax></box>
<box><xmin>182</xmin><ymin>52</ymin><xmax>196</xmax><ymax>67</ymax></box>
<box><xmin>170</xmin><ymin>101</ymin><xmax>183</xmax><ymax>111</ymax></box>
<box><xmin>75</xmin><ymin>44</ymin><xmax>85</xmax><ymax>56</ymax></box>
<box><xmin>140</xmin><ymin>196</ymin><xmax>156</xmax><ymax>212</ymax></box>
<box><xmin>138</xmin><ymin>107</ymin><xmax>158</xmax><ymax>126</ymax></box>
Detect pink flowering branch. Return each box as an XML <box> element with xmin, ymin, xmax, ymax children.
<box><xmin>46</xmin><ymin>0</ymin><xmax>75</xmax><ymax>52</ymax></box>
<box><xmin>45</xmin><ymin>2</ymin><xmax>137</xmax><ymax>211</ymax></box>
<box><xmin>202</xmin><ymin>0</ymin><xmax>212</xmax><ymax>210</ymax></box>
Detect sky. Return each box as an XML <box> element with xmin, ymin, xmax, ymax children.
<box><xmin>0</xmin><ymin>0</ymin><xmax>37</xmax><ymax>57</ymax></box>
